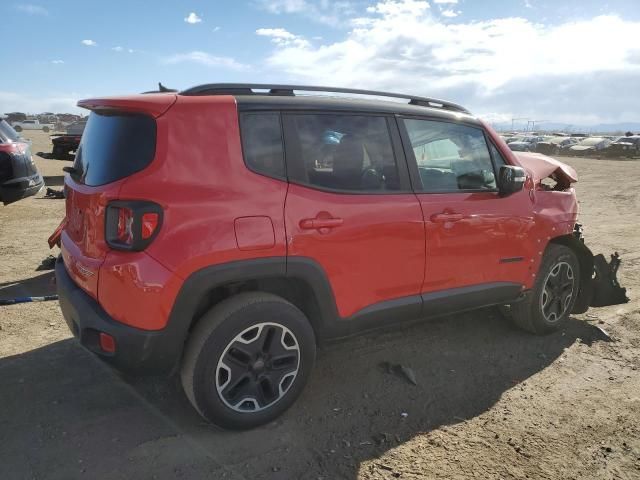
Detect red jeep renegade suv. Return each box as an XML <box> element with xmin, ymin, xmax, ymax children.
<box><xmin>52</xmin><ymin>84</ymin><xmax>626</xmax><ymax>430</ymax></box>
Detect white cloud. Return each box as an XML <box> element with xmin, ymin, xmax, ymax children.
<box><xmin>441</xmin><ymin>9</ymin><xmax>458</xmax><ymax>17</ymax></box>
<box><xmin>163</xmin><ymin>51</ymin><xmax>248</xmax><ymax>70</ymax></box>
<box><xmin>260</xmin><ymin>0</ymin><xmax>309</xmax><ymax>13</ymax></box>
<box><xmin>15</xmin><ymin>4</ymin><xmax>48</xmax><ymax>15</ymax></box>
<box><xmin>184</xmin><ymin>12</ymin><xmax>202</xmax><ymax>24</ymax></box>
<box><xmin>257</xmin><ymin>1</ymin><xmax>640</xmax><ymax>123</ymax></box>
<box><xmin>256</xmin><ymin>28</ymin><xmax>310</xmax><ymax>48</ymax></box>
<box><xmin>433</xmin><ymin>0</ymin><xmax>457</xmax><ymax>3</ymax></box>
<box><xmin>112</xmin><ymin>46</ymin><xmax>124</xmax><ymax>52</ymax></box>
<box><xmin>81</xmin><ymin>39</ymin><xmax>97</xmax><ymax>47</ymax></box>
<box><xmin>212</xmin><ymin>26</ymin><xmax>221</xmax><ymax>32</ymax></box>
<box><xmin>257</xmin><ymin>0</ymin><xmax>356</xmax><ymax>26</ymax></box>
<box><xmin>51</xmin><ymin>60</ymin><xmax>64</xmax><ymax>64</ymax></box>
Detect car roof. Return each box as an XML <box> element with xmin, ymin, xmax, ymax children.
<box><xmin>234</xmin><ymin>95</ymin><xmax>482</xmax><ymax>126</ymax></box>
<box><xmin>177</xmin><ymin>83</ymin><xmax>479</xmax><ymax>126</ymax></box>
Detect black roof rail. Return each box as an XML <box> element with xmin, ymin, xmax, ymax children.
<box><xmin>179</xmin><ymin>83</ymin><xmax>470</xmax><ymax>114</ymax></box>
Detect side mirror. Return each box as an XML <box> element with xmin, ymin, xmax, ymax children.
<box><xmin>498</xmin><ymin>165</ymin><xmax>526</xmax><ymax>196</ymax></box>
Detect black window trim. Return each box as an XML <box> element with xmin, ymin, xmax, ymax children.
<box><xmin>238</xmin><ymin>111</ymin><xmax>288</xmax><ymax>182</ymax></box>
<box><xmin>397</xmin><ymin>114</ymin><xmax>502</xmax><ymax>195</ymax></box>
<box><xmin>281</xmin><ymin>110</ymin><xmax>414</xmax><ymax>196</ymax></box>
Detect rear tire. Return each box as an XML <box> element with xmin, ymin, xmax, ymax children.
<box><xmin>14</xmin><ymin>126</ymin><xmax>22</xmax><ymax>132</ymax></box>
<box><xmin>42</xmin><ymin>126</ymin><xmax>50</xmax><ymax>133</ymax></box>
<box><xmin>509</xmin><ymin>244</ymin><xmax>579</xmax><ymax>334</ymax></box>
<box><xmin>180</xmin><ymin>292</ymin><xmax>316</xmax><ymax>430</ymax></box>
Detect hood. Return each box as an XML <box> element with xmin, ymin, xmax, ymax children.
<box><xmin>514</xmin><ymin>152</ymin><xmax>578</xmax><ymax>186</ymax></box>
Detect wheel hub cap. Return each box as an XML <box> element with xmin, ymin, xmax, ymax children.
<box><xmin>540</xmin><ymin>261</ymin><xmax>575</xmax><ymax>323</ymax></box>
<box><xmin>215</xmin><ymin>322</ymin><xmax>300</xmax><ymax>413</ymax></box>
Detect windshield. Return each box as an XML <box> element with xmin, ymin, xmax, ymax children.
<box><xmin>579</xmin><ymin>138</ymin><xmax>603</xmax><ymax>146</ymax></box>
<box><xmin>0</xmin><ymin>120</ymin><xmax>20</xmax><ymax>143</ymax></box>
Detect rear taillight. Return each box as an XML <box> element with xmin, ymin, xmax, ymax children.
<box><xmin>105</xmin><ymin>200</ymin><xmax>163</xmax><ymax>251</ymax></box>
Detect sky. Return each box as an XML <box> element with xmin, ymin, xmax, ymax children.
<box><xmin>2</xmin><ymin>0</ymin><xmax>639</xmax><ymax>127</ymax></box>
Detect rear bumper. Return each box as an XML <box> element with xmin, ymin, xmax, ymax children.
<box><xmin>0</xmin><ymin>174</ymin><xmax>44</xmax><ymax>205</ymax></box>
<box><xmin>55</xmin><ymin>256</ymin><xmax>181</xmax><ymax>375</ymax></box>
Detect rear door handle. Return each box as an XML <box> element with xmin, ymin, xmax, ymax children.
<box><xmin>300</xmin><ymin>218</ymin><xmax>344</xmax><ymax>229</ymax></box>
<box><xmin>430</xmin><ymin>213</ymin><xmax>464</xmax><ymax>223</ymax></box>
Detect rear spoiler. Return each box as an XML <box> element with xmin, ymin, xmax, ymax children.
<box><xmin>77</xmin><ymin>93</ymin><xmax>177</xmax><ymax>118</ymax></box>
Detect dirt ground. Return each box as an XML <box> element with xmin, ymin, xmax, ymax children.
<box><xmin>0</xmin><ymin>130</ymin><xmax>638</xmax><ymax>480</ymax></box>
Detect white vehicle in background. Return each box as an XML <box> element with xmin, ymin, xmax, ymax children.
<box><xmin>11</xmin><ymin>119</ymin><xmax>56</xmax><ymax>133</ymax></box>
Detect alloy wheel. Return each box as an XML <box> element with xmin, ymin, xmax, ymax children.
<box><xmin>215</xmin><ymin>322</ymin><xmax>300</xmax><ymax>413</ymax></box>
<box><xmin>540</xmin><ymin>261</ymin><xmax>575</xmax><ymax>322</ymax></box>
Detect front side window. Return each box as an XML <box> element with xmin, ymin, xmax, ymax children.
<box><xmin>403</xmin><ymin>119</ymin><xmax>497</xmax><ymax>192</ymax></box>
<box><xmin>489</xmin><ymin>142</ymin><xmax>507</xmax><ymax>168</ymax></box>
<box><xmin>288</xmin><ymin>114</ymin><xmax>401</xmax><ymax>192</ymax></box>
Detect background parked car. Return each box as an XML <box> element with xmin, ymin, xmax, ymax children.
<box><xmin>536</xmin><ymin>136</ymin><xmax>578</xmax><ymax>155</ymax></box>
<box><xmin>506</xmin><ymin>135</ymin><xmax>544</xmax><ymax>152</ymax></box>
<box><xmin>567</xmin><ymin>137</ymin><xmax>611</xmax><ymax>156</ymax></box>
<box><xmin>12</xmin><ymin>119</ymin><xmax>55</xmax><ymax>133</ymax></box>
<box><xmin>0</xmin><ymin>119</ymin><xmax>44</xmax><ymax>205</ymax></box>
<box><xmin>605</xmin><ymin>135</ymin><xmax>640</xmax><ymax>157</ymax></box>
<box><xmin>48</xmin><ymin>120</ymin><xmax>86</xmax><ymax>160</ymax></box>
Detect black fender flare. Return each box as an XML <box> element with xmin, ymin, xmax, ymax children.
<box><xmin>164</xmin><ymin>256</ymin><xmax>339</xmax><ymax>371</ymax></box>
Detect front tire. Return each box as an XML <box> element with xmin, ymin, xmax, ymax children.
<box><xmin>509</xmin><ymin>244</ymin><xmax>579</xmax><ymax>334</ymax></box>
<box><xmin>42</xmin><ymin>126</ymin><xmax>50</xmax><ymax>133</ymax></box>
<box><xmin>180</xmin><ymin>292</ymin><xmax>316</xmax><ymax>430</ymax></box>
<box><xmin>14</xmin><ymin>125</ymin><xmax>22</xmax><ymax>132</ymax></box>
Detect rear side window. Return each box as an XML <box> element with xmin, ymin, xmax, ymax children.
<box><xmin>240</xmin><ymin>113</ymin><xmax>285</xmax><ymax>179</ymax></box>
<box><xmin>73</xmin><ymin>112</ymin><xmax>156</xmax><ymax>186</ymax></box>
<box><xmin>403</xmin><ymin>119</ymin><xmax>497</xmax><ymax>192</ymax></box>
<box><xmin>287</xmin><ymin>114</ymin><xmax>401</xmax><ymax>192</ymax></box>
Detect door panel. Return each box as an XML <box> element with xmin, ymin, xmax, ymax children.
<box><xmin>282</xmin><ymin>112</ymin><xmax>425</xmax><ymax>319</ymax></box>
<box><xmin>417</xmin><ymin>191</ymin><xmax>534</xmax><ymax>293</ymax></box>
<box><xmin>285</xmin><ymin>185</ymin><xmax>425</xmax><ymax>317</ymax></box>
<box><xmin>399</xmin><ymin>117</ymin><xmax>534</xmax><ymax>294</ymax></box>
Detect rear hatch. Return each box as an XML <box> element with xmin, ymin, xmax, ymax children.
<box><xmin>61</xmin><ymin>94</ymin><xmax>174</xmax><ymax>298</ymax></box>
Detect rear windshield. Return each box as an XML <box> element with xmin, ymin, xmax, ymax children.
<box><xmin>73</xmin><ymin>111</ymin><xmax>156</xmax><ymax>186</ymax></box>
<box><xmin>0</xmin><ymin>120</ymin><xmax>19</xmax><ymax>143</ymax></box>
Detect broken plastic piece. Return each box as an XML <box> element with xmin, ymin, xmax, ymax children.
<box><xmin>590</xmin><ymin>253</ymin><xmax>629</xmax><ymax>307</ymax></box>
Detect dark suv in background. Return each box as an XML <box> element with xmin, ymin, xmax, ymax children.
<box><xmin>0</xmin><ymin>119</ymin><xmax>43</xmax><ymax>205</ymax></box>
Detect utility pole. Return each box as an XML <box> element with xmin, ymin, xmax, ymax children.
<box><xmin>511</xmin><ymin>117</ymin><xmax>529</xmax><ymax>131</ymax></box>
<box><xmin>531</xmin><ymin>120</ymin><xmax>548</xmax><ymax>132</ymax></box>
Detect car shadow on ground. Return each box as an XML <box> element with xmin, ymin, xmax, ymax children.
<box><xmin>0</xmin><ymin>271</ymin><xmax>56</xmax><ymax>301</ymax></box>
<box><xmin>0</xmin><ymin>308</ymin><xmax>609</xmax><ymax>479</ymax></box>
<box><xmin>42</xmin><ymin>175</ymin><xmax>65</xmax><ymax>186</ymax></box>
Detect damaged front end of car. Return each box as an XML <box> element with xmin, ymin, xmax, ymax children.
<box><xmin>569</xmin><ymin>224</ymin><xmax>628</xmax><ymax>313</ymax></box>
<box><xmin>516</xmin><ymin>152</ymin><xmax>629</xmax><ymax>311</ymax></box>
